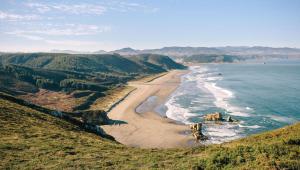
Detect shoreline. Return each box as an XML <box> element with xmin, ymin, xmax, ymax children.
<box><xmin>102</xmin><ymin>70</ymin><xmax>196</xmax><ymax>148</ymax></box>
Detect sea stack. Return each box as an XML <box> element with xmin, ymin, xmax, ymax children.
<box><xmin>204</xmin><ymin>112</ymin><xmax>223</xmax><ymax>121</ymax></box>
<box><xmin>190</xmin><ymin>123</ymin><xmax>207</xmax><ymax>141</ymax></box>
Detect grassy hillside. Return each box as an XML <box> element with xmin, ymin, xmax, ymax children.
<box><xmin>0</xmin><ymin>53</ymin><xmax>186</xmax><ymax>113</ymax></box>
<box><xmin>0</xmin><ymin>97</ymin><xmax>299</xmax><ymax>169</ymax></box>
<box><xmin>183</xmin><ymin>54</ymin><xmax>243</xmax><ymax>63</ymax></box>
<box><xmin>0</xmin><ymin>53</ymin><xmax>184</xmax><ymax>74</ymax></box>
<box><xmin>0</xmin><ymin>64</ymin><xmax>122</xmax><ymax>95</ymax></box>
<box><xmin>129</xmin><ymin>54</ymin><xmax>186</xmax><ymax>70</ymax></box>
<box><xmin>0</xmin><ymin>53</ymin><xmax>185</xmax><ymax>96</ymax></box>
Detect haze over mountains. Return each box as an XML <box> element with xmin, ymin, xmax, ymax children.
<box><xmin>48</xmin><ymin>46</ymin><xmax>300</xmax><ymax>57</ymax></box>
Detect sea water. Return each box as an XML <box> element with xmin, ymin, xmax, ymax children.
<box><xmin>163</xmin><ymin>61</ymin><xmax>300</xmax><ymax>144</ymax></box>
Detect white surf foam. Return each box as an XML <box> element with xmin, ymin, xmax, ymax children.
<box><xmin>165</xmin><ymin>97</ymin><xmax>196</xmax><ymax>124</ymax></box>
<box><xmin>238</xmin><ymin>124</ymin><xmax>261</xmax><ymax>129</ymax></box>
<box><xmin>266</xmin><ymin>115</ymin><xmax>296</xmax><ymax>123</ymax></box>
<box><xmin>246</xmin><ymin>107</ymin><xmax>253</xmax><ymax>111</ymax></box>
<box><xmin>187</xmin><ymin>66</ymin><xmax>254</xmax><ymax>118</ymax></box>
<box><xmin>203</xmin><ymin>81</ymin><xmax>250</xmax><ymax>117</ymax></box>
<box><xmin>204</xmin><ymin>123</ymin><xmax>243</xmax><ymax>144</ymax></box>
<box><xmin>163</xmin><ymin>66</ymin><xmax>256</xmax><ymax>144</ymax></box>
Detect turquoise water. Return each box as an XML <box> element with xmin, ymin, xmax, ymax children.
<box><xmin>164</xmin><ymin>61</ymin><xmax>300</xmax><ymax>143</ymax></box>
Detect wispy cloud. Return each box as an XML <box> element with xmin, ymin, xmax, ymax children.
<box><xmin>0</xmin><ymin>10</ymin><xmax>40</xmax><ymax>21</ymax></box>
<box><xmin>44</xmin><ymin>40</ymin><xmax>101</xmax><ymax>46</ymax></box>
<box><xmin>106</xmin><ymin>1</ymin><xmax>159</xmax><ymax>13</ymax></box>
<box><xmin>15</xmin><ymin>34</ymin><xmax>44</xmax><ymax>41</ymax></box>
<box><xmin>26</xmin><ymin>2</ymin><xmax>106</xmax><ymax>15</ymax></box>
<box><xmin>6</xmin><ymin>24</ymin><xmax>111</xmax><ymax>37</ymax></box>
<box><xmin>25</xmin><ymin>1</ymin><xmax>158</xmax><ymax>15</ymax></box>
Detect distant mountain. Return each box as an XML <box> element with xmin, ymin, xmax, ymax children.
<box><xmin>183</xmin><ymin>54</ymin><xmax>243</xmax><ymax>63</ymax></box>
<box><xmin>143</xmin><ymin>47</ymin><xmax>223</xmax><ymax>56</ymax></box>
<box><xmin>50</xmin><ymin>49</ymin><xmax>92</xmax><ymax>54</ymax></box>
<box><xmin>108</xmin><ymin>46</ymin><xmax>300</xmax><ymax>59</ymax></box>
<box><xmin>93</xmin><ymin>50</ymin><xmax>107</xmax><ymax>54</ymax></box>
<box><xmin>217</xmin><ymin>46</ymin><xmax>300</xmax><ymax>55</ymax></box>
<box><xmin>109</xmin><ymin>47</ymin><xmax>222</xmax><ymax>56</ymax></box>
<box><xmin>110</xmin><ymin>47</ymin><xmax>139</xmax><ymax>55</ymax></box>
<box><xmin>50</xmin><ymin>49</ymin><xmax>107</xmax><ymax>54</ymax></box>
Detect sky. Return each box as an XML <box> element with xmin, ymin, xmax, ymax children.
<box><xmin>0</xmin><ymin>0</ymin><xmax>300</xmax><ymax>52</ymax></box>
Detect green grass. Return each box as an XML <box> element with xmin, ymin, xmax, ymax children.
<box><xmin>0</xmin><ymin>98</ymin><xmax>299</xmax><ymax>169</ymax></box>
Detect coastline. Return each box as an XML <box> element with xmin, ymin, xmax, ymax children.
<box><xmin>102</xmin><ymin>70</ymin><xmax>195</xmax><ymax>148</ymax></box>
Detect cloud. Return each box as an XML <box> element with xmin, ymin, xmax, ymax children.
<box><xmin>0</xmin><ymin>10</ymin><xmax>40</xmax><ymax>21</ymax></box>
<box><xmin>26</xmin><ymin>2</ymin><xmax>106</xmax><ymax>15</ymax></box>
<box><xmin>107</xmin><ymin>1</ymin><xmax>159</xmax><ymax>13</ymax></box>
<box><xmin>44</xmin><ymin>40</ymin><xmax>100</xmax><ymax>46</ymax></box>
<box><xmin>16</xmin><ymin>34</ymin><xmax>44</xmax><ymax>41</ymax></box>
<box><xmin>25</xmin><ymin>1</ymin><xmax>158</xmax><ymax>15</ymax></box>
<box><xmin>6</xmin><ymin>24</ymin><xmax>111</xmax><ymax>37</ymax></box>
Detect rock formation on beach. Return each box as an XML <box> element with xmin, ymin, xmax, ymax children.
<box><xmin>190</xmin><ymin>123</ymin><xmax>207</xmax><ymax>141</ymax></box>
<box><xmin>204</xmin><ymin>112</ymin><xmax>239</xmax><ymax>122</ymax></box>
<box><xmin>204</xmin><ymin>112</ymin><xmax>223</xmax><ymax>121</ymax></box>
<box><xmin>226</xmin><ymin>116</ymin><xmax>233</xmax><ymax>122</ymax></box>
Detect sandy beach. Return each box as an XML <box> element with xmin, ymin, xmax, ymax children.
<box><xmin>102</xmin><ymin>70</ymin><xmax>195</xmax><ymax>148</ymax></box>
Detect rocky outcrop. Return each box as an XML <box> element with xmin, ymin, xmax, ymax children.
<box><xmin>81</xmin><ymin>110</ymin><xmax>109</xmax><ymax>125</ymax></box>
<box><xmin>204</xmin><ymin>112</ymin><xmax>239</xmax><ymax>123</ymax></box>
<box><xmin>226</xmin><ymin>116</ymin><xmax>238</xmax><ymax>122</ymax></box>
<box><xmin>204</xmin><ymin>112</ymin><xmax>223</xmax><ymax>121</ymax></box>
<box><xmin>226</xmin><ymin>116</ymin><xmax>233</xmax><ymax>122</ymax></box>
<box><xmin>190</xmin><ymin>123</ymin><xmax>207</xmax><ymax>141</ymax></box>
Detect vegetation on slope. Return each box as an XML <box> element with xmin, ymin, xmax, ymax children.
<box><xmin>0</xmin><ymin>64</ymin><xmax>120</xmax><ymax>95</ymax></box>
<box><xmin>183</xmin><ymin>54</ymin><xmax>243</xmax><ymax>63</ymax></box>
<box><xmin>0</xmin><ymin>97</ymin><xmax>299</xmax><ymax>169</ymax></box>
<box><xmin>128</xmin><ymin>53</ymin><xmax>186</xmax><ymax>70</ymax></box>
<box><xmin>0</xmin><ymin>53</ymin><xmax>185</xmax><ymax>106</ymax></box>
<box><xmin>0</xmin><ymin>53</ymin><xmax>184</xmax><ymax>74</ymax></box>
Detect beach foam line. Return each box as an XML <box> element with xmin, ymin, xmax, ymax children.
<box><xmin>200</xmin><ymin>72</ymin><xmax>253</xmax><ymax>117</ymax></box>
<box><xmin>266</xmin><ymin>114</ymin><xmax>296</xmax><ymax>123</ymax></box>
<box><xmin>227</xmin><ymin>111</ymin><xmax>251</xmax><ymax>117</ymax></box>
<box><xmin>165</xmin><ymin>97</ymin><xmax>196</xmax><ymax>124</ymax></box>
<box><xmin>238</xmin><ymin>124</ymin><xmax>261</xmax><ymax>129</ymax></box>
<box><xmin>203</xmin><ymin>123</ymin><xmax>243</xmax><ymax>144</ymax></box>
<box><xmin>246</xmin><ymin>107</ymin><xmax>253</xmax><ymax>111</ymax></box>
<box><xmin>203</xmin><ymin>81</ymin><xmax>251</xmax><ymax>117</ymax></box>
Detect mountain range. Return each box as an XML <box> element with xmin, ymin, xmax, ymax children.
<box><xmin>49</xmin><ymin>46</ymin><xmax>300</xmax><ymax>58</ymax></box>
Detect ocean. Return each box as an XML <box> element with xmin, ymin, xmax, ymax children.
<box><xmin>161</xmin><ymin>61</ymin><xmax>300</xmax><ymax>144</ymax></box>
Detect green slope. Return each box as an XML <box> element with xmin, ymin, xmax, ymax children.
<box><xmin>129</xmin><ymin>54</ymin><xmax>186</xmax><ymax>71</ymax></box>
<box><xmin>0</xmin><ymin>53</ymin><xmax>185</xmax><ymax>94</ymax></box>
<box><xmin>0</xmin><ymin>53</ymin><xmax>185</xmax><ymax>74</ymax></box>
<box><xmin>0</xmin><ymin>98</ymin><xmax>299</xmax><ymax>169</ymax></box>
<box><xmin>183</xmin><ymin>54</ymin><xmax>243</xmax><ymax>63</ymax></box>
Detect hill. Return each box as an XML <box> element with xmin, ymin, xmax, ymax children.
<box><xmin>0</xmin><ymin>53</ymin><xmax>184</xmax><ymax>74</ymax></box>
<box><xmin>109</xmin><ymin>46</ymin><xmax>300</xmax><ymax>60</ymax></box>
<box><xmin>183</xmin><ymin>54</ymin><xmax>243</xmax><ymax>63</ymax></box>
<box><xmin>0</xmin><ymin>52</ymin><xmax>185</xmax><ymax>112</ymax></box>
<box><xmin>129</xmin><ymin>54</ymin><xmax>186</xmax><ymax>70</ymax></box>
<box><xmin>0</xmin><ymin>53</ymin><xmax>185</xmax><ymax>94</ymax></box>
<box><xmin>0</xmin><ymin>96</ymin><xmax>299</xmax><ymax>169</ymax></box>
